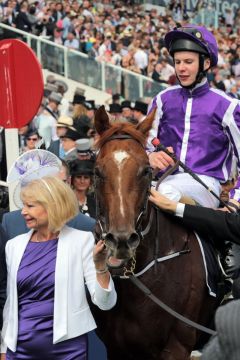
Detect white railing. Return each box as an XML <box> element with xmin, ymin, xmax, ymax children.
<box><xmin>0</xmin><ymin>22</ymin><xmax>167</xmax><ymax>101</ymax></box>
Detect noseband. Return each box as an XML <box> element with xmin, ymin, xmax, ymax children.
<box><xmin>94</xmin><ymin>134</ymin><xmax>152</xmax><ymax>242</ymax></box>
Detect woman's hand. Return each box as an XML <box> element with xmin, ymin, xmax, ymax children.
<box><xmin>149</xmin><ymin>188</ymin><xmax>177</xmax><ymax>213</ymax></box>
<box><xmin>93</xmin><ymin>240</ymin><xmax>110</xmax><ymax>288</ymax></box>
<box><xmin>93</xmin><ymin>240</ymin><xmax>108</xmax><ymax>271</ymax></box>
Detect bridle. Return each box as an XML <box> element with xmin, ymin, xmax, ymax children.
<box><xmin>93</xmin><ymin>134</ymin><xmax>152</xmax><ymax>242</ymax></box>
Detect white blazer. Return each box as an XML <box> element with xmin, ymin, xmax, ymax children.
<box><xmin>1</xmin><ymin>225</ymin><xmax>117</xmax><ymax>352</ymax></box>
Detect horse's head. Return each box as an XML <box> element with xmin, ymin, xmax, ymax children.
<box><xmin>94</xmin><ymin>106</ymin><xmax>155</xmax><ymax>266</ymax></box>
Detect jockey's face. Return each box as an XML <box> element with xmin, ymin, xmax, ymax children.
<box><xmin>174</xmin><ymin>51</ymin><xmax>199</xmax><ymax>87</ymax></box>
<box><xmin>174</xmin><ymin>51</ymin><xmax>210</xmax><ymax>87</ymax></box>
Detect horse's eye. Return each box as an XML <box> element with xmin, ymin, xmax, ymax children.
<box><xmin>139</xmin><ymin>167</ymin><xmax>152</xmax><ymax>178</ymax></box>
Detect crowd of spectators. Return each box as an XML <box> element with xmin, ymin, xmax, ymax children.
<box><xmin>0</xmin><ymin>0</ymin><xmax>239</xmax><ymax>95</ymax></box>
<box><xmin>0</xmin><ymin>1</ymin><xmax>240</xmax><ymax>190</ymax></box>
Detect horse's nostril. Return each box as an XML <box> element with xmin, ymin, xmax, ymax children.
<box><xmin>128</xmin><ymin>232</ymin><xmax>140</xmax><ymax>249</ymax></box>
<box><xmin>105</xmin><ymin>233</ymin><xmax>116</xmax><ymax>247</ymax></box>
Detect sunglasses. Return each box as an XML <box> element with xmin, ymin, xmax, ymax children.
<box><xmin>27</xmin><ymin>137</ymin><xmax>38</xmax><ymax>141</ymax></box>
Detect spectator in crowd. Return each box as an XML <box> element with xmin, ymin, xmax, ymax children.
<box><xmin>72</xmin><ymin>94</ymin><xmax>87</xmax><ymax>119</ymax></box>
<box><xmin>152</xmin><ymin>62</ymin><xmax>168</xmax><ymax>84</ymax></box>
<box><xmin>59</xmin><ymin>122</ymin><xmax>83</xmax><ymax>162</ymax></box>
<box><xmin>1</xmin><ymin>176</ymin><xmax>116</xmax><ymax>359</ymax></box>
<box><xmin>48</xmin><ymin>115</ymin><xmax>73</xmax><ymax>158</ymax></box>
<box><xmin>69</xmin><ymin>158</ymin><xmax>96</xmax><ymax>218</ymax></box>
<box><xmin>133</xmin><ymin>100</ymin><xmax>148</xmax><ymax>123</ymax></box>
<box><xmin>55</xmin><ymin>80</ymin><xmax>69</xmax><ymax>116</ymax></box>
<box><xmin>84</xmin><ymin>100</ymin><xmax>96</xmax><ymax>121</ymax></box>
<box><xmin>108</xmin><ymin>103</ymin><xmax>122</xmax><ymax>121</ymax></box>
<box><xmin>88</xmin><ymin>39</ymin><xmax>100</xmax><ymax>59</ymax></box>
<box><xmin>22</xmin><ymin>129</ymin><xmax>41</xmax><ymax>153</ymax></box>
<box><xmin>159</xmin><ymin>58</ymin><xmax>175</xmax><ymax>83</ymax></box>
<box><xmin>35</xmin><ymin>92</ymin><xmax>62</xmax><ymax>149</ymax></box>
<box><xmin>121</xmin><ymin>100</ymin><xmax>133</xmax><ymax>121</ymax></box>
<box><xmin>64</xmin><ymin>30</ymin><xmax>79</xmax><ymax>50</ymax></box>
<box><xmin>15</xmin><ymin>0</ymin><xmax>32</xmax><ymax>32</ymax></box>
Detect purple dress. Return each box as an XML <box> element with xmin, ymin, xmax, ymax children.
<box><xmin>6</xmin><ymin>239</ymin><xmax>88</xmax><ymax>360</ymax></box>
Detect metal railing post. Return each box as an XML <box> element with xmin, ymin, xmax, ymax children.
<box><xmin>101</xmin><ymin>62</ymin><xmax>106</xmax><ymax>92</ymax></box>
<box><xmin>37</xmin><ymin>38</ymin><xmax>42</xmax><ymax>66</ymax></box>
<box><xmin>26</xmin><ymin>33</ymin><xmax>31</xmax><ymax>47</ymax></box>
<box><xmin>139</xmin><ymin>76</ymin><xmax>144</xmax><ymax>99</ymax></box>
<box><xmin>64</xmin><ymin>47</ymin><xmax>69</xmax><ymax>78</ymax></box>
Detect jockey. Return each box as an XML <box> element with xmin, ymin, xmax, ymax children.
<box><xmin>147</xmin><ymin>25</ymin><xmax>240</xmax><ymax>209</ymax></box>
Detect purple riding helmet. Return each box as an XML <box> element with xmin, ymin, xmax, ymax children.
<box><xmin>164</xmin><ymin>25</ymin><xmax>218</xmax><ymax>67</ymax></box>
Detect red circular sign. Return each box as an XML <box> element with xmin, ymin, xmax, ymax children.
<box><xmin>0</xmin><ymin>39</ymin><xmax>44</xmax><ymax>128</ymax></box>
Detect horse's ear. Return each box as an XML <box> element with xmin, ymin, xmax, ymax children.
<box><xmin>94</xmin><ymin>106</ymin><xmax>111</xmax><ymax>135</ymax></box>
<box><xmin>136</xmin><ymin>107</ymin><xmax>156</xmax><ymax>136</ymax></box>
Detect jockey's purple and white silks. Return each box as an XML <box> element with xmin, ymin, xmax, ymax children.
<box><xmin>147</xmin><ymin>79</ymin><xmax>240</xmax><ymax>202</ymax></box>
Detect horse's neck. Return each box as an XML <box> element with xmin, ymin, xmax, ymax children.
<box><xmin>136</xmin><ymin>203</ymin><xmax>189</xmax><ymax>268</ymax></box>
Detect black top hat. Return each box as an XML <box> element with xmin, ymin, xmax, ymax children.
<box><xmin>72</xmin><ymin>94</ymin><xmax>86</xmax><ymax>105</ymax></box>
<box><xmin>84</xmin><ymin>100</ymin><xmax>96</xmax><ymax>110</ymax></box>
<box><xmin>69</xmin><ymin>159</ymin><xmax>95</xmax><ymax>176</ymax></box>
<box><xmin>133</xmin><ymin>101</ymin><xmax>148</xmax><ymax>115</ymax></box>
<box><xmin>112</xmin><ymin>93</ymin><xmax>120</xmax><ymax>101</ymax></box>
<box><xmin>121</xmin><ymin>100</ymin><xmax>132</xmax><ymax>110</ymax></box>
<box><xmin>109</xmin><ymin>103</ymin><xmax>122</xmax><ymax>114</ymax></box>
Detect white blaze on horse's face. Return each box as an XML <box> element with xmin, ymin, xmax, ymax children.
<box><xmin>113</xmin><ymin>150</ymin><xmax>130</xmax><ymax>217</ymax></box>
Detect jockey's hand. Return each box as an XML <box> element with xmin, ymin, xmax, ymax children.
<box><xmin>148</xmin><ymin>147</ymin><xmax>175</xmax><ymax>170</ymax></box>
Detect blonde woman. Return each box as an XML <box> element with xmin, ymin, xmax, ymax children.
<box><xmin>1</xmin><ymin>177</ymin><xmax>116</xmax><ymax>360</ymax></box>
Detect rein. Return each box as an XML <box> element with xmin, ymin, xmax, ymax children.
<box><xmin>129</xmin><ymin>275</ymin><xmax>216</xmax><ymax>336</ymax></box>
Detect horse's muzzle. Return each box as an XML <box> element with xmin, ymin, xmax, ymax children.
<box><xmin>105</xmin><ymin>231</ymin><xmax>140</xmax><ymax>263</ymax></box>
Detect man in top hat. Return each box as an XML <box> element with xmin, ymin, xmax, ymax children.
<box><xmin>59</xmin><ymin>119</ymin><xmax>85</xmax><ymax>162</ymax></box>
<box><xmin>133</xmin><ymin>100</ymin><xmax>148</xmax><ymax>123</ymax></box>
<box><xmin>76</xmin><ymin>138</ymin><xmax>95</xmax><ymax>161</ymax></box>
<box><xmin>108</xmin><ymin>103</ymin><xmax>122</xmax><ymax>121</ymax></box>
<box><xmin>84</xmin><ymin>100</ymin><xmax>96</xmax><ymax>121</ymax></box>
<box><xmin>121</xmin><ymin>100</ymin><xmax>133</xmax><ymax>120</ymax></box>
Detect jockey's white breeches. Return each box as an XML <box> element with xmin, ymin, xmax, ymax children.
<box><xmin>154</xmin><ymin>173</ymin><xmax>221</xmax><ymax>208</ymax></box>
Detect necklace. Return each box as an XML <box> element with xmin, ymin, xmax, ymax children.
<box><xmin>79</xmin><ymin>196</ymin><xmax>88</xmax><ymax>212</ymax></box>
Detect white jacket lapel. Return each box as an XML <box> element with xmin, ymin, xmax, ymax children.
<box><xmin>53</xmin><ymin>226</ymin><xmax>69</xmax><ymax>342</ymax></box>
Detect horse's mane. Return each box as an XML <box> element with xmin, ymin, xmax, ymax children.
<box><xmin>96</xmin><ymin>122</ymin><xmax>145</xmax><ymax>149</ymax></box>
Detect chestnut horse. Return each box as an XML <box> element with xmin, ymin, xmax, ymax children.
<box><xmin>92</xmin><ymin>106</ymin><xmax>217</xmax><ymax>360</ymax></box>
